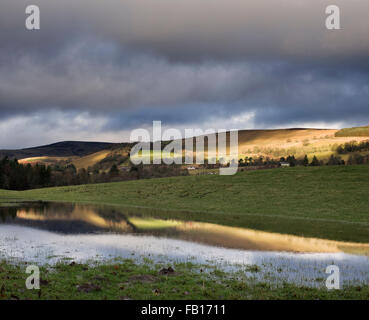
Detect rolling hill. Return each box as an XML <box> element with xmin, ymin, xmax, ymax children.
<box><xmin>3</xmin><ymin>126</ymin><xmax>369</xmax><ymax>170</ymax></box>
<box><xmin>182</xmin><ymin>127</ymin><xmax>369</xmax><ymax>162</ymax></box>
<box><xmin>0</xmin><ymin>141</ymin><xmax>119</xmax><ymax>159</ymax></box>
<box><xmin>335</xmin><ymin>126</ymin><xmax>369</xmax><ymax>137</ymax></box>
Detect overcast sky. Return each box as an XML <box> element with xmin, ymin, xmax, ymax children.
<box><xmin>1</xmin><ymin>0</ymin><xmax>369</xmax><ymax>148</ymax></box>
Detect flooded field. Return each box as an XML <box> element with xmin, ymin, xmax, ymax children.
<box><xmin>0</xmin><ymin>202</ymin><xmax>368</xmax><ymax>287</ymax></box>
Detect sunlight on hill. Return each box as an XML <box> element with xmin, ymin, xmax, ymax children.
<box><xmin>236</xmin><ymin>129</ymin><xmax>369</xmax><ymax>160</ymax></box>
<box><xmin>15</xmin><ymin>127</ymin><xmax>369</xmax><ymax>169</ymax></box>
<box><xmin>72</xmin><ymin>150</ymin><xmax>111</xmax><ymax>170</ymax></box>
<box><xmin>18</xmin><ymin>156</ymin><xmax>72</xmax><ymax>165</ymax></box>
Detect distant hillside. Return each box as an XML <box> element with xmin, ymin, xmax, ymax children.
<box><xmin>335</xmin><ymin>126</ymin><xmax>369</xmax><ymax>137</ymax></box>
<box><xmin>71</xmin><ymin>128</ymin><xmax>369</xmax><ymax>169</ymax></box>
<box><xmin>72</xmin><ymin>144</ymin><xmax>132</xmax><ymax>170</ymax></box>
<box><xmin>0</xmin><ymin>141</ymin><xmax>120</xmax><ymax>159</ymax></box>
<box><xmin>177</xmin><ymin>127</ymin><xmax>369</xmax><ymax>163</ymax></box>
<box><xmin>4</xmin><ymin>126</ymin><xmax>369</xmax><ymax>169</ymax></box>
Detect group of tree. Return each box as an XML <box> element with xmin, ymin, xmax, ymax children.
<box><xmin>0</xmin><ymin>156</ymin><xmax>189</xmax><ymax>190</ymax></box>
<box><xmin>0</xmin><ymin>157</ymin><xmax>51</xmax><ymax>190</ymax></box>
<box><xmin>280</xmin><ymin>154</ymin><xmax>348</xmax><ymax>167</ymax></box>
<box><xmin>346</xmin><ymin>153</ymin><xmax>369</xmax><ymax>165</ymax></box>
<box><xmin>236</xmin><ymin>155</ymin><xmax>320</xmax><ymax>167</ymax></box>
<box><xmin>236</xmin><ymin>154</ymin><xmax>348</xmax><ymax>168</ymax></box>
<box><xmin>336</xmin><ymin>140</ymin><xmax>369</xmax><ymax>154</ymax></box>
<box><xmin>238</xmin><ymin>156</ymin><xmax>280</xmax><ymax>167</ymax></box>
<box><xmin>50</xmin><ymin>162</ymin><xmax>188</xmax><ymax>187</ymax></box>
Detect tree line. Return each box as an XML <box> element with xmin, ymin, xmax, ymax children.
<box><xmin>237</xmin><ymin>155</ymin><xmax>328</xmax><ymax>167</ymax></box>
<box><xmin>1</xmin><ymin>149</ymin><xmax>369</xmax><ymax>191</ymax></box>
<box><xmin>0</xmin><ymin>157</ymin><xmax>188</xmax><ymax>191</ymax></box>
<box><xmin>0</xmin><ymin>157</ymin><xmax>51</xmax><ymax>190</ymax></box>
<box><xmin>336</xmin><ymin>140</ymin><xmax>369</xmax><ymax>154</ymax></box>
<box><xmin>237</xmin><ymin>153</ymin><xmax>369</xmax><ymax>167</ymax></box>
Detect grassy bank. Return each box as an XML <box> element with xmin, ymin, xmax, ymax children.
<box><xmin>1</xmin><ymin>165</ymin><xmax>369</xmax><ymax>242</ymax></box>
<box><xmin>335</xmin><ymin>126</ymin><xmax>369</xmax><ymax>137</ymax></box>
<box><xmin>1</xmin><ymin>260</ymin><xmax>367</xmax><ymax>300</ymax></box>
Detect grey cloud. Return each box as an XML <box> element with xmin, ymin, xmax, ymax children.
<box><xmin>0</xmin><ymin>0</ymin><xmax>369</xmax><ymax>148</ymax></box>
<box><xmin>0</xmin><ymin>39</ymin><xmax>368</xmax><ymax>128</ymax></box>
<box><xmin>0</xmin><ymin>40</ymin><xmax>280</xmax><ymax>113</ymax></box>
<box><xmin>2</xmin><ymin>0</ymin><xmax>369</xmax><ymax>60</ymax></box>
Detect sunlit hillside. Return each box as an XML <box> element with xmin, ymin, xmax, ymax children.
<box><xmin>236</xmin><ymin>128</ymin><xmax>369</xmax><ymax>160</ymax></box>
<box><xmin>18</xmin><ymin>156</ymin><xmax>73</xmax><ymax>166</ymax></box>
<box><xmin>185</xmin><ymin>128</ymin><xmax>369</xmax><ymax>162</ymax></box>
<box><xmin>11</xmin><ymin>127</ymin><xmax>369</xmax><ymax>169</ymax></box>
<box><xmin>72</xmin><ymin>150</ymin><xmax>112</xmax><ymax>170</ymax></box>
<box><xmin>71</xmin><ymin>145</ymin><xmax>131</xmax><ymax>171</ymax></box>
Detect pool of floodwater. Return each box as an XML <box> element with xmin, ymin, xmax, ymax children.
<box><xmin>0</xmin><ymin>202</ymin><xmax>368</xmax><ymax>254</ymax></box>
<box><xmin>0</xmin><ymin>202</ymin><xmax>368</xmax><ymax>286</ymax></box>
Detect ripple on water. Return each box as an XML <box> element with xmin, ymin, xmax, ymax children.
<box><xmin>0</xmin><ymin>225</ymin><xmax>368</xmax><ymax>288</ymax></box>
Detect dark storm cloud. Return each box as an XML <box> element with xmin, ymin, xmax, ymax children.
<box><xmin>3</xmin><ymin>0</ymin><xmax>369</xmax><ymax>60</ymax></box>
<box><xmin>0</xmin><ymin>0</ymin><xmax>369</xmax><ymax>147</ymax></box>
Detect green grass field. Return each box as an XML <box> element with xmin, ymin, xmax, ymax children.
<box><xmin>1</xmin><ymin>165</ymin><xmax>369</xmax><ymax>300</ymax></box>
<box><xmin>1</xmin><ymin>260</ymin><xmax>368</xmax><ymax>300</ymax></box>
<box><xmin>1</xmin><ymin>165</ymin><xmax>369</xmax><ymax>242</ymax></box>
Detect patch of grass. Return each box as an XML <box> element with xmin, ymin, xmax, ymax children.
<box><xmin>0</xmin><ymin>260</ymin><xmax>368</xmax><ymax>300</ymax></box>
<box><xmin>335</xmin><ymin>126</ymin><xmax>369</xmax><ymax>137</ymax></box>
<box><xmin>0</xmin><ymin>165</ymin><xmax>369</xmax><ymax>242</ymax></box>
<box><xmin>245</xmin><ymin>265</ymin><xmax>261</xmax><ymax>273</ymax></box>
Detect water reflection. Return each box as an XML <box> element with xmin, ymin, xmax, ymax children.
<box><xmin>0</xmin><ymin>202</ymin><xmax>368</xmax><ymax>254</ymax></box>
